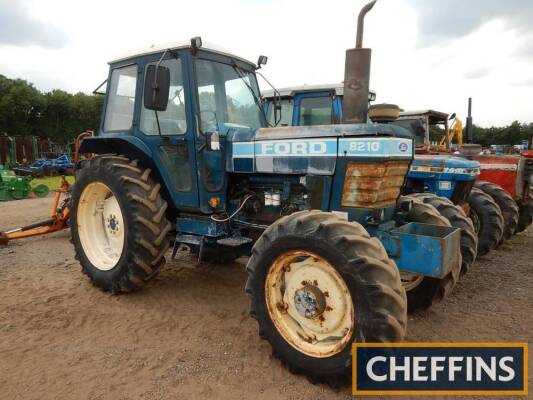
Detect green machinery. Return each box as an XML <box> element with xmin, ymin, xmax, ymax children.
<box><xmin>0</xmin><ymin>165</ymin><xmax>49</xmax><ymax>201</ymax></box>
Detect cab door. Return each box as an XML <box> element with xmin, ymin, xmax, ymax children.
<box><xmin>136</xmin><ymin>52</ymin><xmax>199</xmax><ymax>210</ymax></box>
<box><xmin>191</xmin><ymin>53</ymin><xmax>266</xmax><ymax>214</ymax></box>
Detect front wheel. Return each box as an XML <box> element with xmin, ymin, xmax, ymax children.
<box><xmin>408</xmin><ymin>193</ymin><xmax>477</xmax><ymax>276</ymax></box>
<box><xmin>245</xmin><ymin>211</ymin><xmax>407</xmax><ymax>387</ymax></box>
<box><xmin>474</xmin><ymin>181</ymin><xmax>518</xmax><ymax>242</ymax></box>
<box><xmin>467</xmin><ymin>188</ymin><xmax>504</xmax><ymax>256</ymax></box>
<box><xmin>71</xmin><ymin>155</ymin><xmax>171</xmax><ymax>293</ymax></box>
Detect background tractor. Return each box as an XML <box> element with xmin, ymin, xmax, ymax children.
<box><xmin>393</xmin><ymin>109</ymin><xmax>507</xmax><ymax>254</ymax></box>
<box><xmin>396</xmin><ymin>108</ymin><xmax>532</xmax><ymax>239</ymax></box>
<box><xmin>71</xmin><ymin>1</ymin><xmax>462</xmax><ymax>385</ymax></box>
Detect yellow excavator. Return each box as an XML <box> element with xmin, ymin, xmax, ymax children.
<box><xmin>438</xmin><ymin>115</ymin><xmax>463</xmax><ymax>151</ymax></box>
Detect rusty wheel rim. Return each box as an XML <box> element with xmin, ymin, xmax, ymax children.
<box><xmin>265</xmin><ymin>250</ymin><xmax>354</xmax><ymax>358</ymax></box>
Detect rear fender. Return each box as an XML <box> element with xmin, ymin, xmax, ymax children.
<box><xmin>78</xmin><ymin>136</ymin><xmax>175</xmax><ymax>213</ymax></box>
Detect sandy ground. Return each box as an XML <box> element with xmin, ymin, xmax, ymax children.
<box><xmin>0</xmin><ymin>196</ymin><xmax>531</xmax><ymax>400</ymax></box>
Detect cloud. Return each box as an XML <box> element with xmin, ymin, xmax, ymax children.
<box><xmin>0</xmin><ymin>0</ymin><xmax>66</xmax><ymax>48</ymax></box>
<box><xmin>407</xmin><ymin>0</ymin><xmax>533</xmax><ymax>46</ymax></box>
<box><xmin>510</xmin><ymin>77</ymin><xmax>533</xmax><ymax>87</ymax></box>
<box><xmin>464</xmin><ymin>66</ymin><xmax>491</xmax><ymax>80</ymax></box>
<box><xmin>512</xmin><ymin>35</ymin><xmax>533</xmax><ymax>59</ymax></box>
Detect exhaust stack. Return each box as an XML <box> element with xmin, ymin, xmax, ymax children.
<box><xmin>342</xmin><ymin>0</ymin><xmax>377</xmax><ymax>124</ymax></box>
<box><xmin>465</xmin><ymin>97</ymin><xmax>473</xmax><ymax>144</ymax></box>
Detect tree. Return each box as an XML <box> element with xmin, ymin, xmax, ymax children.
<box><xmin>0</xmin><ymin>74</ymin><xmax>103</xmax><ymax>144</ymax></box>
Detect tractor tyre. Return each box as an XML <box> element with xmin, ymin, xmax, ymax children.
<box><xmin>399</xmin><ymin>197</ymin><xmax>462</xmax><ymax>312</ymax></box>
<box><xmin>245</xmin><ymin>210</ymin><xmax>407</xmax><ymax>387</ymax></box>
<box><xmin>474</xmin><ymin>181</ymin><xmax>519</xmax><ymax>242</ymax></box>
<box><xmin>71</xmin><ymin>155</ymin><xmax>171</xmax><ymax>293</ymax></box>
<box><xmin>516</xmin><ymin>205</ymin><xmax>532</xmax><ymax>233</ymax></box>
<box><xmin>406</xmin><ymin>193</ymin><xmax>477</xmax><ymax>276</ymax></box>
<box><xmin>467</xmin><ymin>188</ymin><xmax>504</xmax><ymax>256</ymax></box>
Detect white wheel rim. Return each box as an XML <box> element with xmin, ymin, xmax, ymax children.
<box><xmin>265</xmin><ymin>250</ymin><xmax>354</xmax><ymax>358</ymax></box>
<box><xmin>77</xmin><ymin>182</ymin><xmax>125</xmax><ymax>271</ymax></box>
<box><xmin>401</xmin><ymin>272</ymin><xmax>424</xmax><ymax>291</ymax></box>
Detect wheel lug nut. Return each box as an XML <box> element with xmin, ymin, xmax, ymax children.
<box><xmin>276</xmin><ymin>301</ymin><xmax>288</xmax><ymax>313</ymax></box>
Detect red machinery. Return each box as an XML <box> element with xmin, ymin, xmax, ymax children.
<box><xmin>471</xmin><ymin>151</ymin><xmax>533</xmax><ymax>232</ymax></box>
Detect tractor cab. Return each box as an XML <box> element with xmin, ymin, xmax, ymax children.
<box><xmin>80</xmin><ymin>39</ymin><xmax>267</xmax><ymax>214</ymax></box>
<box><xmin>395</xmin><ymin>110</ymin><xmax>463</xmax><ymax>152</ymax></box>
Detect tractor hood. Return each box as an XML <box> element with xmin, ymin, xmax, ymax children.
<box><xmin>226</xmin><ymin>123</ymin><xmax>414</xmax><ymax>175</ymax></box>
<box><xmin>410</xmin><ymin>155</ymin><xmax>480</xmax><ymax>180</ymax></box>
<box><xmin>254</xmin><ymin>123</ymin><xmax>412</xmax><ymax>141</ymax></box>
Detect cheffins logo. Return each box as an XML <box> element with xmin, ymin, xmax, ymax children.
<box><xmin>398</xmin><ymin>142</ymin><xmax>408</xmax><ymax>152</ymax></box>
<box><xmin>352</xmin><ymin>343</ymin><xmax>528</xmax><ymax>396</ymax></box>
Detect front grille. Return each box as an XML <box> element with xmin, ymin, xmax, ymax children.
<box><xmin>342</xmin><ymin>160</ymin><xmax>410</xmax><ymax>208</ymax></box>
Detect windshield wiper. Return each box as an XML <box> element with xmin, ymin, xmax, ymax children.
<box><xmin>231</xmin><ymin>64</ymin><xmax>268</xmax><ymax>127</ymax></box>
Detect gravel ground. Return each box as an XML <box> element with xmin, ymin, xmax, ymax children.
<box><xmin>0</xmin><ymin>196</ymin><xmax>531</xmax><ymax>400</ymax></box>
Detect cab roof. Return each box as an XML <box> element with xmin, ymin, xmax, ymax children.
<box><xmin>399</xmin><ymin>110</ymin><xmax>449</xmax><ymax>123</ymax></box>
<box><xmin>262</xmin><ymin>83</ymin><xmax>376</xmax><ymax>100</ymax></box>
<box><xmin>108</xmin><ymin>40</ymin><xmax>257</xmax><ymax>67</ymax></box>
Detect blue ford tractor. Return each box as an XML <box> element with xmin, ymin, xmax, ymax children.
<box><xmin>72</xmin><ymin>1</ymin><xmax>461</xmax><ymax>385</ymax></box>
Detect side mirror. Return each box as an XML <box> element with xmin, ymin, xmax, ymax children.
<box><xmin>257</xmin><ymin>55</ymin><xmax>268</xmax><ymax>69</ymax></box>
<box><xmin>144</xmin><ymin>65</ymin><xmax>170</xmax><ymax>111</ymax></box>
<box><xmin>206</xmin><ymin>131</ymin><xmax>220</xmax><ymax>151</ymax></box>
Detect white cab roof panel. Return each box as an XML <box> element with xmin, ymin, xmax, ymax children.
<box><xmin>108</xmin><ymin>40</ymin><xmax>256</xmax><ymax>66</ymax></box>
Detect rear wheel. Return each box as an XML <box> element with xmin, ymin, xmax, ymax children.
<box><xmin>467</xmin><ymin>188</ymin><xmax>504</xmax><ymax>256</ymax></box>
<box><xmin>245</xmin><ymin>211</ymin><xmax>406</xmax><ymax>387</ymax></box>
<box><xmin>474</xmin><ymin>181</ymin><xmax>519</xmax><ymax>242</ymax></box>
<box><xmin>408</xmin><ymin>193</ymin><xmax>477</xmax><ymax>276</ymax></box>
<box><xmin>399</xmin><ymin>197</ymin><xmax>462</xmax><ymax>312</ymax></box>
<box><xmin>71</xmin><ymin>155</ymin><xmax>171</xmax><ymax>293</ymax></box>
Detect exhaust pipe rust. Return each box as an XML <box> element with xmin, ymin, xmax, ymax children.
<box><xmin>343</xmin><ymin>0</ymin><xmax>377</xmax><ymax>124</ymax></box>
<box><xmin>356</xmin><ymin>0</ymin><xmax>377</xmax><ymax>49</ymax></box>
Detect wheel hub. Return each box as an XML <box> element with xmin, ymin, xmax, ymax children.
<box><xmin>106</xmin><ymin>214</ymin><xmax>120</xmax><ymax>235</ymax></box>
<box><xmin>265</xmin><ymin>250</ymin><xmax>354</xmax><ymax>358</ymax></box>
<box><xmin>294</xmin><ymin>285</ymin><xmax>326</xmax><ymax>319</ymax></box>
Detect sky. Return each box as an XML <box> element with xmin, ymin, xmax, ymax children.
<box><xmin>0</xmin><ymin>0</ymin><xmax>532</xmax><ymax>127</ymax></box>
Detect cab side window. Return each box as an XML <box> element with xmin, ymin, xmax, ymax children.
<box><xmin>103</xmin><ymin>65</ymin><xmax>137</xmax><ymax>131</ymax></box>
<box><xmin>140</xmin><ymin>59</ymin><xmax>187</xmax><ymax>135</ymax></box>
<box><xmin>267</xmin><ymin>98</ymin><xmax>293</xmax><ymax>126</ymax></box>
<box><xmin>298</xmin><ymin>96</ymin><xmax>333</xmax><ymax>126</ymax></box>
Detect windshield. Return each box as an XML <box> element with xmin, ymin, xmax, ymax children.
<box><xmin>196</xmin><ymin>59</ymin><xmax>266</xmax><ymax>132</ymax></box>
<box><xmin>266</xmin><ymin>98</ymin><xmax>293</xmax><ymax>126</ymax></box>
